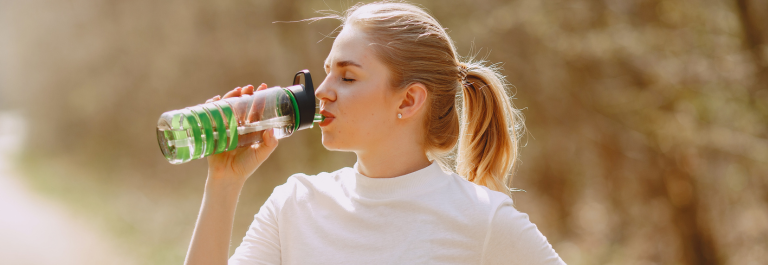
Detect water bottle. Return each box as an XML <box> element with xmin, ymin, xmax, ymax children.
<box><xmin>156</xmin><ymin>70</ymin><xmax>321</xmax><ymax>164</ymax></box>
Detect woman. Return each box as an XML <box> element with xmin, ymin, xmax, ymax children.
<box><xmin>185</xmin><ymin>2</ymin><xmax>565</xmax><ymax>264</ymax></box>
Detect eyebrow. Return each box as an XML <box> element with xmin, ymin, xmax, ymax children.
<box><xmin>324</xmin><ymin>60</ymin><xmax>363</xmax><ymax>70</ymax></box>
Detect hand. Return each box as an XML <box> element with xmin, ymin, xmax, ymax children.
<box><xmin>204</xmin><ymin>84</ymin><xmax>279</xmax><ymax>183</ymax></box>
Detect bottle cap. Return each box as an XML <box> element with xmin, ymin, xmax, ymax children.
<box><xmin>286</xmin><ymin>70</ymin><xmax>315</xmax><ymax>131</ymax></box>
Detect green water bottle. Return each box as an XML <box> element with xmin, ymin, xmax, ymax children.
<box><xmin>156</xmin><ymin>70</ymin><xmax>322</xmax><ymax>164</ymax></box>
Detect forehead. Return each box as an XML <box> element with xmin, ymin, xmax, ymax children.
<box><xmin>324</xmin><ymin>25</ymin><xmax>374</xmax><ymax>67</ymax></box>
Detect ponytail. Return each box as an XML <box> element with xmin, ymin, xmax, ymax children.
<box><xmin>456</xmin><ymin>62</ymin><xmax>522</xmax><ymax>196</ymax></box>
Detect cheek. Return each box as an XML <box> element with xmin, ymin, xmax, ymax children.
<box><xmin>337</xmin><ymin>88</ymin><xmax>392</xmax><ymax>141</ymax></box>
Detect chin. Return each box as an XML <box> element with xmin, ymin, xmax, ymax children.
<box><xmin>320</xmin><ymin>131</ymin><xmax>352</xmax><ymax>151</ymax></box>
<box><xmin>320</xmin><ymin>133</ymin><xmax>341</xmax><ymax>151</ymax></box>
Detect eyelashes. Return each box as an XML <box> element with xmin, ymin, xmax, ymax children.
<box><xmin>323</xmin><ymin>70</ymin><xmax>356</xmax><ymax>82</ymax></box>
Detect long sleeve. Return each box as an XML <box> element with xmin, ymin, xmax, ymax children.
<box><xmin>482</xmin><ymin>199</ymin><xmax>566</xmax><ymax>265</ymax></box>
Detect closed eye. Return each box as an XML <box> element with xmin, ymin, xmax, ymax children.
<box><xmin>342</xmin><ymin>77</ymin><xmax>356</xmax><ymax>82</ymax></box>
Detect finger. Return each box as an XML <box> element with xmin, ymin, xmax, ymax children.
<box><xmin>241</xmin><ymin>84</ymin><xmax>255</xmax><ymax>95</ymax></box>
<box><xmin>263</xmin><ymin>128</ymin><xmax>278</xmax><ymax>148</ymax></box>
<box><xmin>205</xmin><ymin>95</ymin><xmax>221</xmax><ymax>103</ymax></box>
<box><xmin>247</xmin><ymin>86</ymin><xmax>267</xmax><ymax>123</ymax></box>
<box><xmin>249</xmin><ymin>84</ymin><xmax>268</xmax><ymax>121</ymax></box>
<box><xmin>248</xmin><ymin>94</ymin><xmax>263</xmax><ymax>123</ymax></box>
<box><xmin>253</xmin><ymin>129</ymin><xmax>278</xmax><ymax>154</ymax></box>
<box><xmin>222</xmin><ymin>87</ymin><xmax>242</xmax><ymax>99</ymax></box>
<box><xmin>256</xmin><ymin>83</ymin><xmax>268</xmax><ymax>91</ymax></box>
<box><xmin>255</xmin><ymin>83</ymin><xmax>267</xmax><ymax>116</ymax></box>
<box><xmin>245</xmin><ymin>129</ymin><xmax>275</xmax><ymax>166</ymax></box>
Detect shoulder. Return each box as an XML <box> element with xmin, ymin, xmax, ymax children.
<box><xmin>445</xmin><ymin>172</ymin><xmax>512</xmax><ymax>209</ymax></box>
<box><xmin>268</xmin><ymin>167</ymin><xmax>353</xmax><ymax>204</ymax></box>
<box><xmin>282</xmin><ymin>167</ymin><xmax>351</xmax><ymax>192</ymax></box>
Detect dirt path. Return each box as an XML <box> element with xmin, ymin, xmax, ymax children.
<box><xmin>0</xmin><ymin>112</ymin><xmax>137</xmax><ymax>265</ymax></box>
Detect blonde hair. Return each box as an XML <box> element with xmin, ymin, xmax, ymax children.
<box><xmin>321</xmin><ymin>1</ymin><xmax>524</xmax><ymax>196</ymax></box>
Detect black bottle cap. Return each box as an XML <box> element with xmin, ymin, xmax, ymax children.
<box><xmin>286</xmin><ymin>69</ymin><xmax>315</xmax><ymax>131</ymax></box>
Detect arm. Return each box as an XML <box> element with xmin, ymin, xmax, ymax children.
<box><xmin>184</xmin><ymin>174</ymin><xmax>247</xmax><ymax>265</ymax></box>
<box><xmin>184</xmin><ymin>84</ymin><xmax>279</xmax><ymax>265</ymax></box>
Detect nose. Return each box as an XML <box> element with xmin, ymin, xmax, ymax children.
<box><xmin>315</xmin><ymin>74</ymin><xmax>336</xmax><ymax>103</ymax></box>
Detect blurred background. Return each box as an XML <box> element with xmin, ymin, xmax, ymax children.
<box><xmin>1</xmin><ymin>0</ymin><xmax>767</xmax><ymax>264</ymax></box>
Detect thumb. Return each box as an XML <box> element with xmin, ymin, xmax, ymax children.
<box><xmin>252</xmin><ymin>129</ymin><xmax>278</xmax><ymax>161</ymax></box>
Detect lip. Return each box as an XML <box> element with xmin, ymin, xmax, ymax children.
<box><xmin>319</xmin><ymin>109</ymin><xmax>335</xmax><ymax>127</ymax></box>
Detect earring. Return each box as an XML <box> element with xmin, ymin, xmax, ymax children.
<box><xmin>397</xmin><ymin>113</ymin><xmax>402</xmax><ymax>119</ymax></box>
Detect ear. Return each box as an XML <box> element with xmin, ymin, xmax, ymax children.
<box><xmin>397</xmin><ymin>82</ymin><xmax>428</xmax><ymax>119</ymax></box>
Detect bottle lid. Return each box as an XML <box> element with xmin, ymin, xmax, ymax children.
<box><xmin>286</xmin><ymin>70</ymin><xmax>315</xmax><ymax>131</ymax></box>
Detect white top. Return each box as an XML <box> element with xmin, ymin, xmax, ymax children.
<box><xmin>230</xmin><ymin>161</ymin><xmax>565</xmax><ymax>265</ymax></box>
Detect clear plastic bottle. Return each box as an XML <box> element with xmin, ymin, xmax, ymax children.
<box><xmin>156</xmin><ymin>70</ymin><xmax>319</xmax><ymax>164</ymax></box>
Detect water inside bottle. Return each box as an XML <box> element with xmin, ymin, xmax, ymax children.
<box><xmin>157</xmin><ymin>70</ymin><xmax>317</xmax><ymax>165</ymax></box>
<box><xmin>157</xmin><ymin>112</ymin><xmax>296</xmax><ymax>164</ymax></box>
<box><xmin>157</xmin><ymin>89</ymin><xmax>298</xmax><ymax>164</ymax></box>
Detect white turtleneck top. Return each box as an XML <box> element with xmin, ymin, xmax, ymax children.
<box><xmin>229</xmin><ymin>161</ymin><xmax>565</xmax><ymax>265</ymax></box>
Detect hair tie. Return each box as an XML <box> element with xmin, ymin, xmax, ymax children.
<box><xmin>457</xmin><ymin>63</ymin><xmax>469</xmax><ymax>83</ymax></box>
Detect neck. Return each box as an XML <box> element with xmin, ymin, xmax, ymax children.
<box><xmin>354</xmin><ymin>143</ymin><xmax>431</xmax><ymax>179</ymax></box>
